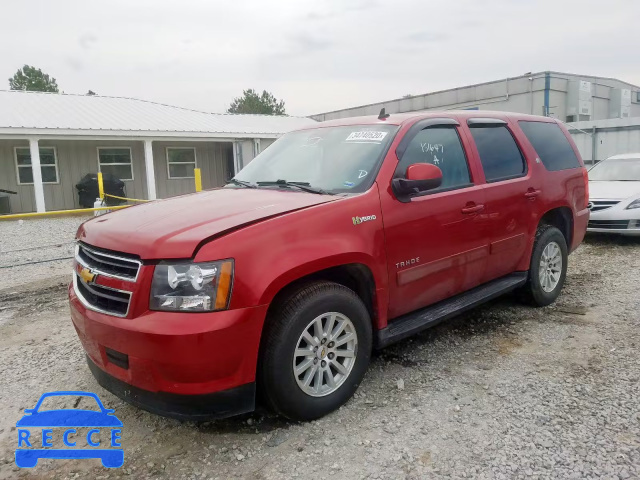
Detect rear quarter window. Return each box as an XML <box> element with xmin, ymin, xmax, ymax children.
<box><xmin>519</xmin><ymin>121</ymin><xmax>580</xmax><ymax>171</ymax></box>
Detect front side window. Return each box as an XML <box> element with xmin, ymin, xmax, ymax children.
<box><xmin>233</xmin><ymin>125</ymin><xmax>398</xmax><ymax>194</ymax></box>
<box><xmin>395</xmin><ymin>127</ymin><xmax>471</xmax><ymax>189</ymax></box>
<box><xmin>15</xmin><ymin>147</ymin><xmax>58</xmax><ymax>184</ymax></box>
<box><xmin>588</xmin><ymin>158</ymin><xmax>640</xmax><ymax>181</ymax></box>
<box><xmin>98</xmin><ymin>147</ymin><xmax>133</xmax><ymax>181</ymax></box>
<box><xmin>519</xmin><ymin>121</ymin><xmax>580</xmax><ymax>171</ymax></box>
<box><xmin>469</xmin><ymin>126</ymin><xmax>526</xmax><ymax>182</ymax></box>
<box><xmin>167</xmin><ymin>148</ymin><xmax>196</xmax><ymax>179</ymax></box>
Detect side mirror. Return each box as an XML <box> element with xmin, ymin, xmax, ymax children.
<box><xmin>392</xmin><ymin>163</ymin><xmax>443</xmax><ymax>198</ymax></box>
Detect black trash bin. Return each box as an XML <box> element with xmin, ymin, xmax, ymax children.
<box><xmin>0</xmin><ymin>189</ymin><xmax>16</xmax><ymax>214</ymax></box>
<box><xmin>76</xmin><ymin>173</ymin><xmax>126</xmax><ymax>208</ymax></box>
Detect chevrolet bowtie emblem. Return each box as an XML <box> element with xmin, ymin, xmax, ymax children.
<box><xmin>79</xmin><ymin>267</ymin><xmax>97</xmax><ymax>284</ymax></box>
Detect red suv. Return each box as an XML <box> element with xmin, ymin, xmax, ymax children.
<box><xmin>70</xmin><ymin>111</ymin><xmax>589</xmax><ymax>421</ymax></box>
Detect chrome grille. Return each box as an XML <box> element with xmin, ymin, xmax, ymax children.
<box><xmin>589</xmin><ymin>200</ymin><xmax>620</xmax><ymax>212</ymax></box>
<box><xmin>75</xmin><ymin>243</ymin><xmax>141</xmax><ymax>282</ymax></box>
<box><xmin>73</xmin><ymin>274</ymin><xmax>132</xmax><ymax>317</ymax></box>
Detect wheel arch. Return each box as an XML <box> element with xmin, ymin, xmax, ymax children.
<box><xmin>263</xmin><ymin>262</ymin><xmax>380</xmax><ymax>329</ymax></box>
<box><xmin>538</xmin><ymin>206</ymin><xmax>573</xmax><ymax>248</ymax></box>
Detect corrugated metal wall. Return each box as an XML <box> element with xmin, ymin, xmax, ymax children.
<box><xmin>0</xmin><ymin>139</ymin><xmax>147</xmax><ymax>213</ymax></box>
<box><xmin>311</xmin><ymin>73</ymin><xmax>640</xmax><ymax>122</ymax></box>
<box><xmin>569</xmin><ymin>118</ymin><xmax>640</xmax><ymax>164</ymax></box>
<box><xmin>152</xmin><ymin>141</ymin><xmax>231</xmax><ymax>199</ymax></box>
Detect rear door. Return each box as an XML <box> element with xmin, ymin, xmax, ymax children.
<box><xmin>380</xmin><ymin>118</ymin><xmax>490</xmax><ymax>319</ymax></box>
<box><xmin>463</xmin><ymin>118</ymin><xmax>540</xmax><ymax>281</ymax></box>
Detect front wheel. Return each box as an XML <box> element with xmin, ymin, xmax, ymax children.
<box><xmin>259</xmin><ymin>281</ymin><xmax>372</xmax><ymax>421</ymax></box>
<box><xmin>519</xmin><ymin>225</ymin><xmax>568</xmax><ymax>306</ymax></box>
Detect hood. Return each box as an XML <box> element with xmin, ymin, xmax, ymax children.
<box><xmin>77</xmin><ymin>188</ymin><xmax>340</xmax><ymax>259</ymax></box>
<box><xmin>589</xmin><ymin>181</ymin><xmax>640</xmax><ymax>200</ymax></box>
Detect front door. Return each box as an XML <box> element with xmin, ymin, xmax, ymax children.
<box><xmin>380</xmin><ymin>121</ymin><xmax>490</xmax><ymax>319</ymax></box>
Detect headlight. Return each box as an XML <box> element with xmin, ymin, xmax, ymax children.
<box><xmin>150</xmin><ymin>260</ymin><xmax>233</xmax><ymax>312</ymax></box>
<box><xmin>626</xmin><ymin>198</ymin><xmax>640</xmax><ymax>210</ymax></box>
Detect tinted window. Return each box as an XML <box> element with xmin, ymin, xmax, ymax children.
<box><xmin>469</xmin><ymin>126</ymin><xmax>525</xmax><ymax>182</ymax></box>
<box><xmin>519</xmin><ymin>121</ymin><xmax>580</xmax><ymax>171</ymax></box>
<box><xmin>396</xmin><ymin>127</ymin><xmax>471</xmax><ymax>189</ymax></box>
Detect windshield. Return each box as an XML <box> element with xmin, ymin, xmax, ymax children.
<box><xmin>589</xmin><ymin>158</ymin><xmax>640</xmax><ymax>181</ymax></box>
<box><xmin>232</xmin><ymin>125</ymin><xmax>398</xmax><ymax>194</ymax></box>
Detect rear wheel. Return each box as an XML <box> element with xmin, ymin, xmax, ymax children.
<box><xmin>259</xmin><ymin>281</ymin><xmax>372</xmax><ymax>421</ymax></box>
<box><xmin>519</xmin><ymin>225</ymin><xmax>568</xmax><ymax>306</ymax></box>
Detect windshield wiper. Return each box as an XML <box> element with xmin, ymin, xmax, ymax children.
<box><xmin>226</xmin><ymin>178</ymin><xmax>257</xmax><ymax>188</ymax></box>
<box><xmin>256</xmin><ymin>180</ymin><xmax>332</xmax><ymax>195</ymax></box>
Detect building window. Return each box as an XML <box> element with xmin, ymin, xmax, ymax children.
<box><xmin>98</xmin><ymin>147</ymin><xmax>133</xmax><ymax>181</ymax></box>
<box><xmin>15</xmin><ymin>147</ymin><xmax>59</xmax><ymax>185</ymax></box>
<box><xmin>167</xmin><ymin>147</ymin><xmax>196</xmax><ymax>179</ymax></box>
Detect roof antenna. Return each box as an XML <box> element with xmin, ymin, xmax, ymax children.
<box><xmin>378</xmin><ymin>108</ymin><xmax>390</xmax><ymax>120</ymax></box>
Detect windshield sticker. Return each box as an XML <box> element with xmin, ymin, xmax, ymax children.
<box><xmin>358</xmin><ymin>170</ymin><xmax>368</xmax><ymax>179</ymax></box>
<box><xmin>421</xmin><ymin>143</ymin><xmax>444</xmax><ymax>165</ymax></box>
<box><xmin>343</xmin><ymin>181</ymin><xmax>355</xmax><ymax>188</ymax></box>
<box><xmin>345</xmin><ymin>131</ymin><xmax>388</xmax><ymax>142</ymax></box>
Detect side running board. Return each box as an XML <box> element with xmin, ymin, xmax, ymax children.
<box><xmin>375</xmin><ymin>272</ymin><xmax>528</xmax><ymax>349</ymax></box>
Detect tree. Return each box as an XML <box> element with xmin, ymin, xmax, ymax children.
<box><xmin>86</xmin><ymin>90</ymin><xmax>97</xmax><ymax>96</ymax></box>
<box><xmin>9</xmin><ymin>65</ymin><xmax>59</xmax><ymax>93</ymax></box>
<box><xmin>227</xmin><ymin>89</ymin><xmax>286</xmax><ymax>115</ymax></box>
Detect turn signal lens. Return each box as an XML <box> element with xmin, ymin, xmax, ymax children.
<box><xmin>214</xmin><ymin>261</ymin><xmax>234</xmax><ymax>310</ymax></box>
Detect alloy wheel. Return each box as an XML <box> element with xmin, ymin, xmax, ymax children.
<box><xmin>293</xmin><ymin>312</ymin><xmax>358</xmax><ymax>397</ymax></box>
<box><xmin>539</xmin><ymin>241</ymin><xmax>562</xmax><ymax>293</ymax></box>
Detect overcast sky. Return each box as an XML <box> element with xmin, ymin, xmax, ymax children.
<box><xmin>1</xmin><ymin>0</ymin><xmax>638</xmax><ymax>117</ymax></box>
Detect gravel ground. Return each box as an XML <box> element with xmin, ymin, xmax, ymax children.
<box><xmin>0</xmin><ymin>216</ymin><xmax>90</xmax><ymax>290</ymax></box>
<box><xmin>0</xmin><ymin>233</ymin><xmax>639</xmax><ymax>479</ymax></box>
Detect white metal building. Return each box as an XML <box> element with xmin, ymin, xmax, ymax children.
<box><xmin>0</xmin><ymin>90</ymin><xmax>316</xmax><ymax>214</ymax></box>
<box><xmin>311</xmin><ymin>71</ymin><xmax>640</xmax><ymax>123</ymax></box>
<box><xmin>567</xmin><ymin>117</ymin><xmax>640</xmax><ymax>164</ymax></box>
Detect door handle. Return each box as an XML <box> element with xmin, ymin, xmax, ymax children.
<box><xmin>461</xmin><ymin>204</ymin><xmax>485</xmax><ymax>214</ymax></box>
<box><xmin>524</xmin><ymin>189</ymin><xmax>541</xmax><ymax>199</ymax></box>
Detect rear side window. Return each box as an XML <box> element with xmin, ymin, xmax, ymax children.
<box><xmin>519</xmin><ymin>121</ymin><xmax>580</xmax><ymax>171</ymax></box>
<box><xmin>469</xmin><ymin>126</ymin><xmax>525</xmax><ymax>182</ymax></box>
<box><xmin>396</xmin><ymin>127</ymin><xmax>471</xmax><ymax>189</ymax></box>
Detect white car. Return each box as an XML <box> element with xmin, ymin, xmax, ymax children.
<box><xmin>587</xmin><ymin>153</ymin><xmax>640</xmax><ymax>236</ymax></box>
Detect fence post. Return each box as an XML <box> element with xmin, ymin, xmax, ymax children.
<box><xmin>97</xmin><ymin>172</ymin><xmax>105</xmax><ymax>200</ymax></box>
<box><xmin>194</xmin><ymin>168</ymin><xmax>202</xmax><ymax>192</ymax></box>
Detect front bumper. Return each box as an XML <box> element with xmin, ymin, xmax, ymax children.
<box><xmin>70</xmin><ymin>284</ymin><xmax>269</xmax><ymax>419</ymax></box>
<box><xmin>87</xmin><ymin>356</ymin><xmax>255</xmax><ymax>420</ymax></box>
<box><xmin>587</xmin><ymin>203</ymin><xmax>640</xmax><ymax>236</ymax></box>
<box><xmin>587</xmin><ymin>227</ymin><xmax>640</xmax><ymax>236</ymax></box>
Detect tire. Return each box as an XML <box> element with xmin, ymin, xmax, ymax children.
<box><xmin>259</xmin><ymin>281</ymin><xmax>372</xmax><ymax>421</ymax></box>
<box><xmin>519</xmin><ymin>225</ymin><xmax>568</xmax><ymax>307</ymax></box>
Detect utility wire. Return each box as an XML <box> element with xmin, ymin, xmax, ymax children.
<box><xmin>0</xmin><ymin>241</ymin><xmax>75</xmax><ymax>254</ymax></box>
<box><xmin>0</xmin><ymin>256</ymin><xmax>74</xmax><ymax>269</ymax></box>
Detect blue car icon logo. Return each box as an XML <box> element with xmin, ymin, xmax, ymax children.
<box><xmin>15</xmin><ymin>391</ymin><xmax>123</xmax><ymax>468</ymax></box>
